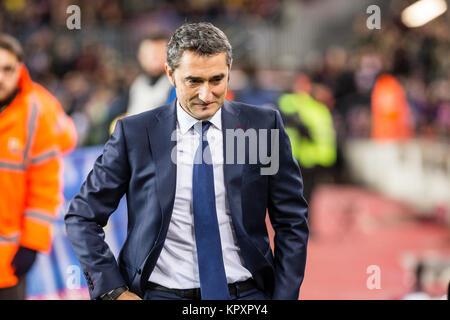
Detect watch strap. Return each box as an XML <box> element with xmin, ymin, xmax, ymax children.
<box><xmin>100</xmin><ymin>285</ymin><xmax>129</xmax><ymax>300</ymax></box>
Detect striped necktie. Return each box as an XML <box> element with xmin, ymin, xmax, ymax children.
<box><xmin>192</xmin><ymin>121</ymin><xmax>230</xmax><ymax>300</ymax></box>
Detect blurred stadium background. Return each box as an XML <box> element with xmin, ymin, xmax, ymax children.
<box><xmin>1</xmin><ymin>0</ymin><xmax>449</xmax><ymax>299</ymax></box>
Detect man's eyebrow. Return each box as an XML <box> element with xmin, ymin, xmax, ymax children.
<box><xmin>185</xmin><ymin>76</ymin><xmax>203</xmax><ymax>81</ymax></box>
<box><xmin>210</xmin><ymin>74</ymin><xmax>225</xmax><ymax>80</ymax></box>
<box><xmin>185</xmin><ymin>74</ymin><xmax>226</xmax><ymax>81</ymax></box>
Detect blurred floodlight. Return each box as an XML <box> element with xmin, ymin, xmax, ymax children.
<box><xmin>401</xmin><ymin>0</ymin><xmax>447</xmax><ymax>28</ymax></box>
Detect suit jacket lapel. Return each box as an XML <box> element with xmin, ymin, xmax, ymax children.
<box><xmin>221</xmin><ymin>101</ymin><xmax>266</xmax><ymax>277</ymax></box>
<box><xmin>222</xmin><ymin>101</ymin><xmax>247</xmax><ymax>233</ymax></box>
<box><xmin>146</xmin><ymin>100</ymin><xmax>177</xmax><ymax>227</ymax></box>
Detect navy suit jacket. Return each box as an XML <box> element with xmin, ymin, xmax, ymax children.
<box><xmin>65</xmin><ymin>99</ymin><xmax>309</xmax><ymax>300</ymax></box>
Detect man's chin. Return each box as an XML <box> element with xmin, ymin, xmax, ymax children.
<box><xmin>0</xmin><ymin>93</ymin><xmax>8</xmax><ymax>102</ymax></box>
<box><xmin>194</xmin><ymin>112</ymin><xmax>214</xmax><ymax>120</ymax></box>
<box><xmin>0</xmin><ymin>88</ymin><xmax>16</xmax><ymax>102</ymax></box>
<box><xmin>191</xmin><ymin>105</ymin><xmax>221</xmax><ymax>119</ymax></box>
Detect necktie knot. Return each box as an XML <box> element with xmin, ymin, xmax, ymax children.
<box><xmin>194</xmin><ymin>121</ymin><xmax>211</xmax><ymax>137</ymax></box>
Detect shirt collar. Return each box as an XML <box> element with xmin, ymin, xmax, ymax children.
<box><xmin>177</xmin><ymin>100</ymin><xmax>222</xmax><ymax>135</ymax></box>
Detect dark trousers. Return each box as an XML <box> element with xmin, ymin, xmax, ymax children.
<box><xmin>0</xmin><ymin>276</ymin><xmax>26</xmax><ymax>300</ymax></box>
<box><xmin>144</xmin><ymin>286</ymin><xmax>269</xmax><ymax>300</ymax></box>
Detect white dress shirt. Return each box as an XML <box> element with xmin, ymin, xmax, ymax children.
<box><xmin>148</xmin><ymin>101</ymin><xmax>252</xmax><ymax>289</ymax></box>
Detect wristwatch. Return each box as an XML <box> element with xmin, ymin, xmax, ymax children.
<box><xmin>99</xmin><ymin>285</ymin><xmax>129</xmax><ymax>300</ymax></box>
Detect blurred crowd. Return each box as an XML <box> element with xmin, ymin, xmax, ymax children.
<box><xmin>325</xmin><ymin>14</ymin><xmax>450</xmax><ymax>142</ymax></box>
<box><xmin>1</xmin><ymin>0</ymin><xmax>449</xmax><ymax>147</ymax></box>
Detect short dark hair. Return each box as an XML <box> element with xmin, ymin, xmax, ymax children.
<box><xmin>0</xmin><ymin>34</ymin><xmax>24</xmax><ymax>62</ymax></box>
<box><xmin>166</xmin><ymin>22</ymin><xmax>232</xmax><ymax>70</ymax></box>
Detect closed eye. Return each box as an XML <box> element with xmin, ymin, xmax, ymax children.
<box><xmin>185</xmin><ymin>74</ymin><xmax>225</xmax><ymax>85</ymax></box>
<box><xmin>210</xmin><ymin>75</ymin><xmax>225</xmax><ymax>83</ymax></box>
<box><xmin>187</xmin><ymin>78</ymin><xmax>202</xmax><ymax>84</ymax></box>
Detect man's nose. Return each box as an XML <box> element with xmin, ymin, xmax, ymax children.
<box><xmin>198</xmin><ymin>83</ymin><xmax>214</xmax><ymax>102</ymax></box>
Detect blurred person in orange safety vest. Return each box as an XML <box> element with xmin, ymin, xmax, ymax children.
<box><xmin>0</xmin><ymin>34</ymin><xmax>77</xmax><ymax>299</ymax></box>
<box><xmin>371</xmin><ymin>74</ymin><xmax>413</xmax><ymax>141</ymax></box>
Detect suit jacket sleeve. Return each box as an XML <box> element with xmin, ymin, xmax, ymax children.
<box><xmin>64</xmin><ymin>120</ymin><xmax>130</xmax><ymax>299</ymax></box>
<box><xmin>267</xmin><ymin>110</ymin><xmax>309</xmax><ymax>300</ymax></box>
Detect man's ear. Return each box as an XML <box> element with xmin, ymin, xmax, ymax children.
<box><xmin>165</xmin><ymin>62</ymin><xmax>176</xmax><ymax>87</ymax></box>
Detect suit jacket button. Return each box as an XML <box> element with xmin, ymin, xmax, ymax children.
<box><xmin>137</xmin><ymin>269</ymin><xmax>142</xmax><ymax>275</ymax></box>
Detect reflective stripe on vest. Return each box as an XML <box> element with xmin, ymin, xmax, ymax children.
<box><xmin>0</xmin><ymin>233</ymin><xmax>20</xmax><ymax>244</ymax></box>
<box><xmin>30</xmin><ymin>149</ymin><xmax>58</xmax><ymax>165</ymax></box>
<box><xmin>0</xmin><ymin>102</ymin><xmax>38</xmax><ymax>172</ymax></box>
<box><xmin>0</xmin><ymin>161</ymin><xmax>25</xmax><ymax>171</ymax></box>
<box><xmin>24</xmin><ymin>210</ymin><xmax>54</xmax><ymax>224</ymax></box>
<box><xmin>23</xmin><ymin>102</ymin><xmax>38</xmax><ymax>162</ymax></box>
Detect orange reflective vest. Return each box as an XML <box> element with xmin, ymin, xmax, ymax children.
<box><xmin>0</xmin><ymin>66</ymin><xmax>73</xmax><ymax>288</ymax></box>
<box><xmin>33</xmin><ymin>82</ymin><xmax>78</xmax><ymax>155</ymax></box>
<box><xmin>371</xmin><ymin>74</ymin><xmax>413</xmax><ymax>141</ymax></box>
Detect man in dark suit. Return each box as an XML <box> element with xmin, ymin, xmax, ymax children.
<box><xmin>65</xmin><ymin>22</ymin><xmax>309</xmax><ymax>300</ymax></box>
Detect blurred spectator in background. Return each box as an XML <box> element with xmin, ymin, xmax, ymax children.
<box><xmin>126</xmin><ymin>32</ymin><xmax>176</xmax><ymax>116</ymax></box>
<box><xmin>33</xmin><ymin>78</ymin><xmax>78</xmax><ymax>156</ymax></box>
<box><xmin>0</xmin><ymin>34</ymin><xmax>76</xmax><ymax>299</ymax></box>
<box><xmin>329</xmin><ymin>49</ymin><xmax>379</xmax><ymax>142</ymax></box>
<box><xmin>371</xmin><ymin>74</ymin><xmax>413</xmax><ymax>141</ymax></box>
<box><xmin>234</xmin><ymin>59</ymin><xmax>280</xmax><ymax>109</ymax></box>
<box><xmin>278</xmin><ymin>73</ymin><xmax>336</xmax><ymax>206</ymax></box>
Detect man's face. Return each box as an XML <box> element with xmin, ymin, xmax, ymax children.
<box><xmin>0</xmin><ymin>48</ymin><xmax>20</xmax><ymax>101</ymax></box>
<box><xmin>165</xmin><ymin>50</ymin><xmax>231</xmax><ymax>120</ymax></box>
<box><xmin>138</xmin><ymin>40</ymin><xmax>167</xmax><ymax>77</ymax></box>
